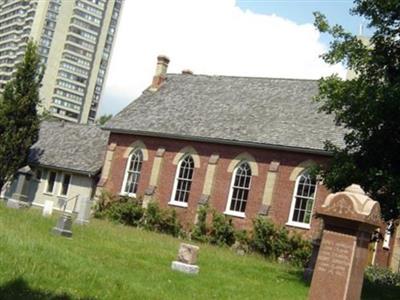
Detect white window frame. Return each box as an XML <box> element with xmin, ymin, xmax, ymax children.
<box><xmin>224</xmin><ymin>161</ymin><xmax>252</xmax><ymax>218</ymax></box>
<box><xmin>44</xmin><ymin>170</ymin><xmax>57</xmax><ymax>195</ymax></box>
<box><xmin>286</xmin><ymin>171</ymin><xmax>317</xmax><ymax>230</ymax></box>
<box><xmin>120</xmin><ymin>149</ymin><xmax>143</xmax><ymax>197</ymax></box>
<box><xmin>58</xmin><ymin>173</ymin><xmax>72</xmax><ymax>197</ymax></box>
<box><xmin>168</xmin><ymin>155</ymin><xmax>194</xmax><ymax>208</ymax></box>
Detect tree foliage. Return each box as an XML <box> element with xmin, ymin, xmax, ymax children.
<box><xmin>96</xmin><ymin>114</ymin><xmax>113</xmax><ymax>125</ymax></box>
<box><xmin>0</xmin><ymin>40</ymin><xmax>43</xmax><ymax>187</ymax></box>
<box><xmin>313</xmin><ymin>0</ymin><xmax>400</xmax><ymax>218</ymax></box>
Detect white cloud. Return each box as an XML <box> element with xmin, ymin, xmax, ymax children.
<box><xmin>100</xmin><ymin>0</ymin><xmax>345</xmax><ymax>115</ymax></box>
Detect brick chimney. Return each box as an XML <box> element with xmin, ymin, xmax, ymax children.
<box><xmin>150</xmin><ymin>55</ymin><xmax>170</xmax><ymax>91</ymax></box>
<box><xmin>182</xmin><ymin>69</ymin><xmax>193</xmax><ymax>75</ymax></box>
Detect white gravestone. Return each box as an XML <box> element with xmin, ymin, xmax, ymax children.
<box><xmin>75</xmin><ymin>196</ymin><xmax>92</xmax><ymax>225</ymax></box>
<box><xmin>42</xmin><ymin>200</ymin><xmax>54</xmax><ymax>216</ymax></box>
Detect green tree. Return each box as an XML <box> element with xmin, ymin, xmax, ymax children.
<box><xmin>0</xmin><ymin>40</ymin><xmax>43</xmax><ymax>190</ymax></box>
<box><xmin>96</xmin><ymin>114</ymin><xmax>113</xmax><ymax>125</ymax></box>
<box><xmin>313</xmin><ymin>0</ymin><xmax>400</xmax><ymax>218</ymax></box>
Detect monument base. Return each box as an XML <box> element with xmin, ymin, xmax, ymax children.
<box><xmin>171</xmin><ymin>261</ymin><xmax>199</xmax><ymax>274</ymax></box>
<box><xmin>52</xmin><ymin>227</ymin><xmax>72</xmax><ymax>237</ymax></box>
<box><xmin>74</xmin><ymin>218</ymin><xmax>89</xmax><ymax>225</ymax></box>
<box><xmin>7</xmin><ymin>198</ymin><xmax>30</xmax><ymax>209</ymax></box>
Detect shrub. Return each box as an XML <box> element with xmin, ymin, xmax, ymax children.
<box><xmin>364</xmin><ymin>265</ymin><xmax>400</xmax><ymax>286</ymax></box>
<box><xmin>93</xmin><ymin>190</ymin><xmax>116</xmax><ymax>218</ymax></box>
<box><xmin>191</xmin><ymin>204</ymin><xmax>209</xmax><ymax>242</ymax></box>
<box><xmin>142</xmin><ymin>202</ymin><xmax>181</xmax><ymax>237</ymax></box>
<box><xmin>209</xmin><ymin>211</ymin><xmax>236</xmax><ymax>246</ymax></box>
<box><xmin>105</xmin><ymin>196</ymin><xmax>144</xmax><ymax>227</ymax></box>
<box><xmin>142</xmin><ymin>201</ymin><xmax>162</xmax><ymax>231</ymax></box>
<box><xmin>232</xmin><ymin>230</ymin><xmax>251</xmax><ymax>254</ymax></box>
<box><xmin>235</xmin><ymin>229</ymin><xmax>250</xmax><ymax>245</ymax></box>
<box><xmin>94</xmin><ymin>194</ymin><xmax>312</xmax><ymax>266</ymax></box>
<box><xmin>286</xmin><ymin>233</ymin><xmax>312</xmax><ymax>267</ymax></box>
<box><xmin>251</xmin><ymin>217</ymin><xmax>281</xmax><ymax>258</ymax></box>
<box><xmin>160</xmin><ymin>208</ymin><xmax>181</xmax><ymax>237</ymax></box>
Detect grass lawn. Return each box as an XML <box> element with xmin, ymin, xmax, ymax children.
<box><xmin>0</xmin><ymin>203</ymin><xmax>308</xmax><ymax>299</ymax></box>
<box><xmin>0</xmin><ymin>203</ymin><xmax>398</xmax><ymax>299</ymax></box>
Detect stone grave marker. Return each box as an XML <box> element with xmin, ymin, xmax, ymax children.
<box><xmin>171</xmin><ymin>243</ymin><xmax>200</xmax><ymax>274</ymax></box>
<box><xmin>42</xmin><ymin>200</ymin><xmax>54</xmax><ymax>217</ymax></box>
<box><xmin>7</xmin><ymin>166</ymin><xmax>32</xmax><ymax>209</ymax></box>
<box><xmin>309</xmin><ymin>184</ymin><xmax>382</xmax><ymax>300</ymax></box>
<box><xmin>75</xmin><ymin>196</ymin><xmax>92</xmax><ymax>225</ymax></box>
<box><xmin>52</xmin><ymin>213</ymin><xmax>73</xmax><ymax>238</ymax></box>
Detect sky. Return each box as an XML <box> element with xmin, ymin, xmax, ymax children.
<box><xmin>99</xmin><ymin>0</ymin><xmax>369</xmax><ymax>116</ymax></box>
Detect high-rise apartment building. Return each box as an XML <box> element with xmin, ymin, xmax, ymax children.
<box><xmin>0</xmin><ymin>0</ymin><xmax>123</xmax><ymax>123</ymax></box>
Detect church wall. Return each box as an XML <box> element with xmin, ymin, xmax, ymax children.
<box><xmin>102</xmin><ymin>132</ymin><xmax>331</xmax><ymax>237</ymax></box>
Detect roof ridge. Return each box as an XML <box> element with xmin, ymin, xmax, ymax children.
<box><xmin>166</xmin><ymin>73</ymin><xmax>319</xmax><ymax>82</ymax></box>
<box><xmin>43</xmin><ymin>120</ymin><xmax>101</xmax><ymax>129</ymax></box>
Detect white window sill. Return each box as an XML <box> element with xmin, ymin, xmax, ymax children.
<box><xmin>43</xmin><ymin>192</ymin><xmax>54</xmax><ymax>196</ymax></box>
<box><xmin>285</xmin><ymin>221</ymin><xmax>311</xmax><ymax>230</ymax></box>
<box><xmin>119</xmin><ymin>192</ymin><xmax>137</xmax><ymax>198</ymax></box>
<box><xmin>168</xmin><ymin>201</ymin><xmax>188</xmax><ymax>208</ymax></box>
<box><xmin>224</xmin><ymin>210</ymin><xmax>246</xmax><ymax>219</ymax></box>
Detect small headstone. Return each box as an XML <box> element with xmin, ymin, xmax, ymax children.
<box><xmin>7</xmin><ymin>167</ymin><xmax>32</xmax><ymax>209</ymax></box>
<box><xmin>177</xmin><ymin>243</ymin><xmax>199</xmax><ymax>264</ymax></box>
<box><xmin>7</xmin><ymin>198</ymin><xmax>22</xmax><ymax>209</ymax></box>
<box><xmin>52</xmin><ymin>213</ymin><xmax>73</xmax><ymax>237</ymax></box>
<box><xmin>171</xmin><ymin>243</ymin><xmax>200</xmax><ymax>274</ymax></box>
<box><xmin>75</xmin><ymin>196</ymin><xmax>92</xmax><ymax>225</ymax></box>
<box><xmin>42</xmin><ymin>200</ymin><xmax>53</xmax><ymax>217</ymax></box>
<box><xmin>7</xmin><ymin>198</ymin><xmax>30</xmax><ymax>209</ymax></box>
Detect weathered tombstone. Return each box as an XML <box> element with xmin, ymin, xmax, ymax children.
<box><xmin>75</xmin><ymin>196</ymin><xmax>92</xmax><ymax>225</ymax></box>
<box><xmin>7</xmin><ymin>166</ymin><xmax>33</xmax><ymax>209</ymax></box>
<box><xmin>309</xmin><ymin>184</ymin><xmax>382</xmax><ymax>300</ymax></box>
<box><xmin>52</xmin><ymin>213</ymin><xmax>73</xmax><ymax>237</ymax></box>
<box><xmin>42</xmin><ymin>200</ymin><xmax>54</xmax><ymax>217</ymax></box>
<box><xmin>171</xmin><ymin>243</ymin><xmax>200</xmax><ymax>274</ymax></box>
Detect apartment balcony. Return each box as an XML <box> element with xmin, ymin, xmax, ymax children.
<box><xmin>52</xmin><ymin>92</ymin><xmax>83</xmax><ymax>106</ymax></box>
<box><xmin>55</xmin><ymin>80</ymin><xmax>86</xmax><ymax>97</ymax></box>
<box><xmin>50</xmin><ymin>111</ymin><xmax>79</xmax><ymax>123</ymax></box>
<box><xmin>73</xmin><ymin>14</ymin><xmax>101</xmax><ymax>29</ymax></box>
<box><xmin>61</xmin><ymin>57</ymin><xmax>91</xmax><ymax>71</ymax></box>
<box><xmin>58</xmin><ymin>66</ymin><xmax>89</xmax><ymax>80</ymax></box>
<box><xmin>0</xmin><ymin>12</ymin><xmax>28</xmax><ymax>25</ymax></box>
<box><xmin>81</xmin><ymin>0</ymin><xmax>106</xmax><ymax>10</ymax></box>
<box><xmin>63</xmin><ymin>49</ymin><xmax>93</xmax><ymax>64</ymax></box>
<box><xmin>74</xmin><ymin>5</ymin><xmax>102</xmax><ymax>20</ymax></box>
<box><xmin>1</xmin><ymin>0</ymin><xmax>28</xmax><ymax>10</ymax></box>
<box><xmin>52</xmin><ymin>102</ymin><xmax>81</xmax><ymax>114</ymax></box>
<box><xmin>68</xmin><ymin>31</ymin><xmax>97</xmax><ymax>46</ymax></box>
<box><xmin>0</xmin><ymin>61</ymin><xmax>15</xmax><ymax>68</ymax></box>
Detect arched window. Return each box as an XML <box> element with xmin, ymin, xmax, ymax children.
<box><xmin>288</xmin><ymin>171</ymin><xmax>317</xmax><ymax>228</ymax></box>
<box><xmin>225</xmin><ymin>162</ymin><xmax>252</xmax><ymax>217</ymax></box>
<box><xmin>122</xmin><ymin>149</ymin><xmax>143</xmax><ymax>196</ymax></box>
<box><xmin>170</xmin><ymin>155</ymin><xmax>194</xmax><ymax>207</ymax></box>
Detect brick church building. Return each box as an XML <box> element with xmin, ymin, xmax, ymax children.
<box><xmin>99</xmin><ymin>56</ymin><xmax>399</xmax><ymax>269</ymax></box>
<box><xmin>100</xmin><ymin>55</ymin><xmax>344</xmax><ymax>235</ymax></box>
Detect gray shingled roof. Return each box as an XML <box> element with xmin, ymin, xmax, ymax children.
<box><xmin>29</xmin><ymin>121</ymin><xmax>109</xmax><ymax>175</ymax></box>
<box><xmin>105</xmin><ymin>74</ymin><xmax>345</xmax><ymax>153</ymax></box>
